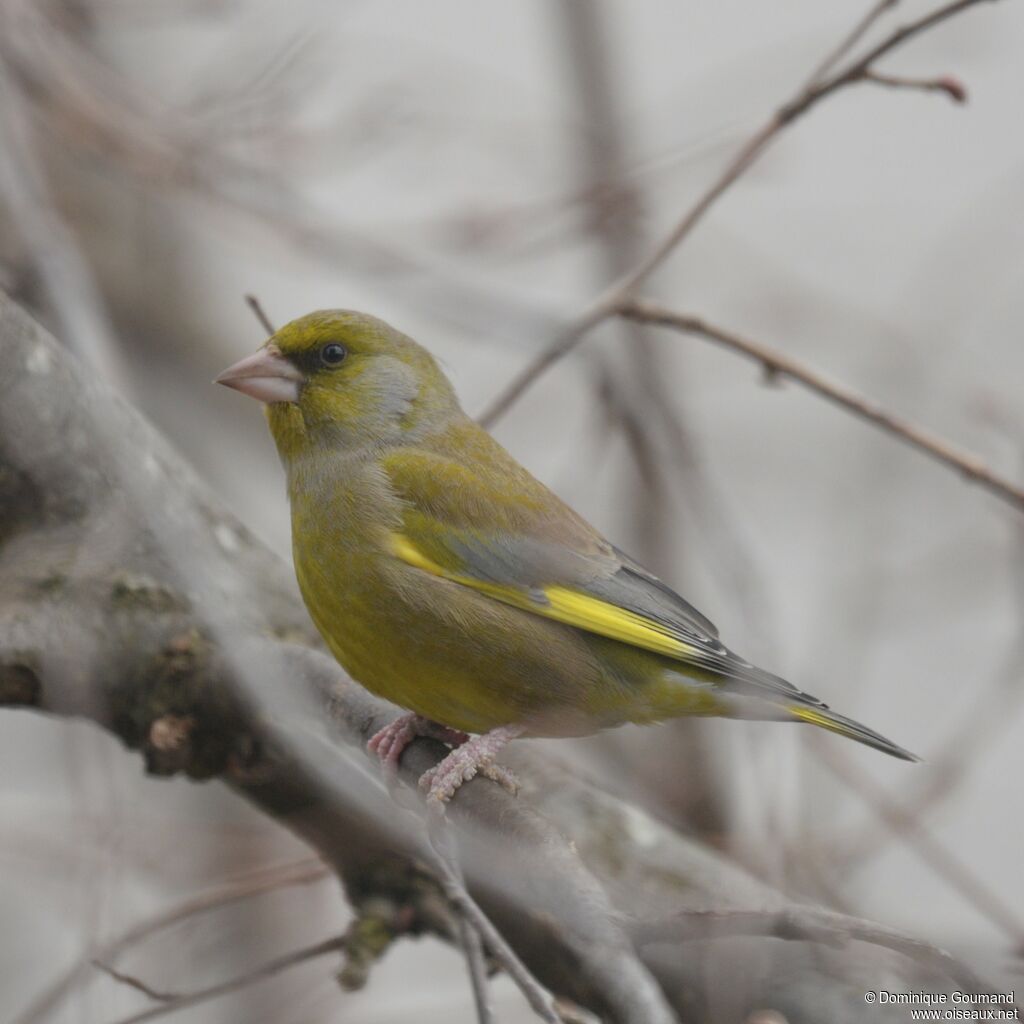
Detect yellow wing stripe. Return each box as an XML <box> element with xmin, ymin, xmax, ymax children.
<box><xmin>389</xmin><ymin>533</ymin><xmax>698</xmax><ymax>660</ymax></box>
<box><xmin>542</xmin><ymin>587</ymin><xmax>698</xmax><ymax>658</ymax></box>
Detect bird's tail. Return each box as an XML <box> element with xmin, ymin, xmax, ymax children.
<box><xmin>786</xmin><ymin>703</ymin><xmax>920</xmax><ymax>762</ymax></box>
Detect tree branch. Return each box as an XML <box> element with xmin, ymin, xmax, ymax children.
<box><xmin>619</xmin><ymin>299</ymin><xmax>1024</xmax><ymax>512</ymax></box>
<box><xmin>801</xmin><ymin>0</ymin><xmax>899</xmax><ymax>88</ymax></box>
<box><xmin>860</xmin><ymin>69</ymin><xmax>967</xmax><ymax>102</ymax></box>
<box><xmin>812</xmin><ymin>740</ymin><xmax>1024</xmax><ymax>948</ymax></box>
<box><xmin>479</xmin><ymin>0</ymin><xmax>1003</xmax><ymax>427</ymax></box>
<box><xmin>93</xmin><ymin>962</ymin><xmax>176</xmax><ymax>1004</ymax></box>
<box><xmin>10</xmin><ymin>859</ymin><xmax>328</xmax><ymax>1024</ymax></box>
<box><xmin>107</xmin><ymin>934</ymin><xmax>347</xmax><ymax>1024</ymax></box>
<box><xmin>427</xmin><ymin>837</ymin><xmax>559</xmax><ymax>1024</ymax></box>
<box><xmin>632</xmin><ymin>904</ymin><xmax>1021</xmax><ymax>1018</ymax></box>
<box><xmin>457</xmin><ymin>910</ymin><xmax>495</xmax><ymax>1024</ymax></box>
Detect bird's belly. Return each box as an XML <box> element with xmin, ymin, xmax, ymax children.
<box><xmin>294</xmin><ymin>547</ymin><xmax>621</xmax><ymax>735</ymax></box>
<box><xmin>294</xmin><ymin>548</ymin><xmax>552</xmax><ymax>733</ymax></box>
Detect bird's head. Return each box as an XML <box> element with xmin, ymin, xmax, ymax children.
<box><xmin>216</xmin><ymin>310</ymin><xmax>459</xmax><ymax>458</ymax></box>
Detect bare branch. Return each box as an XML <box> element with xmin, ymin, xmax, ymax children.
<box><xmin>428</xmin><ymin>835</ymin><xmax>560</xmax><ymax>1024</ymax></box>
<box><xmin>244</xmin><ymin>293</ymin><xmax>277</xmax><ymax>336</ymax></box>
<box><xmin>861</xmin><ymin>69</ymin><xmax>968</xmax><ymax>102</ymax></box>
<box><xmin>10</xmin><ymin>859</ymin><xmax>328</xmax><ymax>1024</ymax></box>
<box><xmin>813</xmin><ymin>740</ymin><xmax>1024</xmax><ymax>949</ymax></box>
<box><xmin>426</xmin><ymin>823</ymin><xmax>497</xmax><ymax>1023</ymax></box>
<box><xmin>0</xmin><ymin>55</ymin><xmax>126</xmax><ymax>385</ymax></box>
<box><xmin>107</xmin><ymin>934</ymin><xmax>347</xmax><ymax>1024</ymax></box>
<box><xmin>811</xmin><ymin>0</ymin><xmax>1000</xmax><ymax>102</ymax></box>
<box><xmin>0</xmin><ymin>0</ymin><xmax>561</xmax><ymax>350</ymax></box>
<box><xmin>93</xmin><ymin>962</ymin><xmax>175</xmax><ymax>1004</ymax></box>
<box><xmin>802</xmin><ymin>0</ymin><xmax>900</xmax><ymax>88</ymax></box>
<box><xmin>555</xmin><ymin>0</ymin><xmax>677</xmax><ymax>570</ymax></box>
<box><xmin>480</xmin><ymin>0</ymin><xmax>1002</xmax><ymax>427</ymax></box>
<box><xmin>619</xmin><ymin>300</ymin><xmax>1024</xmax><ymax>513</ymax></box>
<box><xmin>457</xmin><ymin>912</ymin><xmax>495</xmax><ymax>1024</ymax></box>
<box><xmin>836</xmin><ymin>515</ymin><xmax>1024</xmax><ymax>868</ymax></box>
<box><xmin>633</xmin><ymin>904</ymin><xmax>1021</xmax><ymax>1016</ymax></box>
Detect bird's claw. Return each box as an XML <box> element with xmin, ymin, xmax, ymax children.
<box><xmin>368</xmin><ymin>714</ymin><xmax>469</xmax><ymax>774</ymax></box>
<box><xmin>371</xmin><ymin>718</ymin><xmax>523</xmax><ymax>808</ymax></box>
<box><xmin>418</xmin><ymin>734</ymin><xmax>522</xmax><ymax>806</ymax></box>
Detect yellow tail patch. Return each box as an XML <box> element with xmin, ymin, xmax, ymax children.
<box><xmin>787</xmin><ymin>705</ymin><xmax>839</xmax><ymax>731</ymax></box>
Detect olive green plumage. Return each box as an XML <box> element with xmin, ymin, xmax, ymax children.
<box><xmin>251</xmin><ymin>310</ymin><xmax>915</xmax><ymax>759</ymax></box>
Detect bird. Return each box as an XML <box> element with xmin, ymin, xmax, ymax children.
<box><xmin>216</xmin><ymin>309</ymin><xmax>918</xmax><ymax>804</ymax></box>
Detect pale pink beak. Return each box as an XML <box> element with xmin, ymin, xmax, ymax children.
<box><xmin>215</xmin><ymin>344</ymin><xmax>303</xmax><ymax>404</ymax></box>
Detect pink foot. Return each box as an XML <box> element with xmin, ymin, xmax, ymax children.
<box><xmin>419</xmin><ymin>724</ymin><xmax>525</xmax><ymax>805</ymax></box>
<box><xmin>368</xmin><ymin>714</ymin><xmax>469</xmax><ymax>771</ymax></box>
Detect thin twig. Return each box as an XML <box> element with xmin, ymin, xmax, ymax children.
<box><xmin>0</xmin><ymin>54</ymin><xmax>126</xmax><ymax>386</ymax></box>
<box><xmin>428</xmin><ymin>815</ymin><xmax>496</xmax><ymax>1024</ymax></box>
<box><xmin>11</xmin><ymin>858</ymin><xmax>327</xmax><ymax>1024</ymax></box>
<box><xmin>480</xmin><ymin>0</ymin><xmax>1000</xmax><ymax>426</ymax></box>
<box><xmin>244</xmin><ymin>293</ymin><xmax>276</xmax><ymax>335</ymax></box>
<box><xmin>479</xmin><ymin>303</ymin><xmax>613</xmax><ymax>427</ymax></box>
<box><xmin>2</xmin><ymin>1</ymin><xmax>560</xmax><ymax>350</ymax></box>
<box><xmin>811</xmin><ymin>0</ymin><xmax>998</xmax><ymax>104</ymax></box>
<box><xmin>813</xmin><ymin>738</ymin><xmax>1024</xmax><ymax>949</ymax></box>
<box><xmin>92</xmin><ymin>962</ymin><xmax>175</xmax><ymax>1003</ymax></box>
<box><xmin>555</xmin><ymin>0</ymin><xmax>679</xmax><ymax>571</ymax></box>
<box><xmin>861</xmin><ymin>68</ymin><xmax>967</xmax><ymax>102</ymax></box>
<box><xmin>426</xmin><ymin>828</ymin><xmax>561</xmax><ymax>1024</ymax></box>
<box><xmin>457</xmin><ymin>897</ymin><xmax>495</xmax><ymax>1024</ymax></box>
<box><xmin>802</xmin><ymin>0</ymin><xmax>899</xmax><ymax>88</ymax></box>
<box><xmin>106</xmin><ymin>934</ymin><xmax>347</xmax><ymax>1024</ymax></box>
<box><xmin>836</xmin><ymin>506</ymin><xmax>1024</xmax><ymax>868</ymax></box>
<box><xmin>619</xmin><ymin>300</ymin><xmax>1024</xmax><ymax>513</ymax></box>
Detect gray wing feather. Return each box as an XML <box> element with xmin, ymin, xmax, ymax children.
<box><xmin>435</xmin><ymin>532</ymin><xmax>824</xmax><ymax>707</ymax></box>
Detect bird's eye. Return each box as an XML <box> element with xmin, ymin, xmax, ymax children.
<box><xmin>319</xmin><ymin>343</ymin><xmax>347</xmax><ymax>367</ymax></box>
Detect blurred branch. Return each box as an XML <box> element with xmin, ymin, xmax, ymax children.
<box><xmin>0</xmin><ymin>0</ymin><xmax>562</xmax><ymax>347</ymax></box>
<box><xmin>480</xmin><ymin>0</ymin><xmax>1003</xmax><ymax>440</ymax></box>
<box><xmin>93</xmin><ymin>962</ymin><xmax>175</xmax><ymax>1004</ymax></box>
<box><xmin>0</xmin><ymin>55</ymin><xmax>126</xmax><ymax>385</ymax></box>
<box><xmin>427</xmin><ymin>837</ymin><xmax>559</xmax><ymax>1024</ymax></box>
<box><xmin>633</xmin><ymin>904</ymin><xmax>1020</xmax><ymax>1016</ymax></box>
<box><xmin>813</xmin><ymin>739</ymin><xmax>1024</xmax><ymax>950</ymax></box>
<box><xmin>10</xmin><ymin>858</ymin><xmax>328</xmax><ymax>1024</ymax></box>
<box><xmin>99</xmin><ymin>879</ymin><xmax>547</xmax><ymax>1024</ymax></box>
<box><xmin>556</xmin><ymin>0</ymin><xmax>740</xmax><ymax>836</ymax></box>
<box><xmin>555</xmin><ymin>0</ymin><xmax>675</xmax><ymax>569</ymax></box>
<box><xmin>106</xmin><ymin>933</ymin><xmax>348</xmax><ymax>1024</ymax></box>
<box><xmin>457</xmin><ymin>910</ymin><xmax>495</xmax><ymax>1024</ymax></box>
<box><xmin>0</xmin><ymin>292</ymin><xmax>991</xmax><ymax>1023</ymax></box>
<box><xmin>837</xmin><ymin>515</ymin><xmax>1024</xmax><ymax>868</ymax></box>
<box><xmin>619</xmin><ymin>300</ymin><xmax>1024</xmax><ymax>513</ymax></box>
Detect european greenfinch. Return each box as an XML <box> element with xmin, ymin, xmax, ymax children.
<box><xmin>216</xmin><ymin>310</ymin><xmax>917</xmax><ymax>803</ymax></box>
